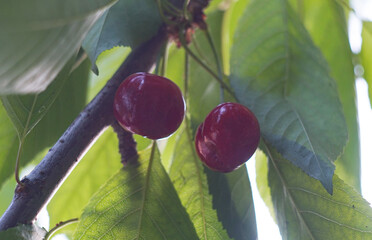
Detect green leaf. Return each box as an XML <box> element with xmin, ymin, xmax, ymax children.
<box><xmin>0</xmin><ymin>224</ymin><xmax>46</xmax><ymax>240</ymax></box>
<box><xmin>159</xmin><ymin>126</ymin><xmax>183</xmax><ymax>172</ymax></box>
<box><xmin>0</xmin><ymin>175</ymin><xmax>15</xmax><ymax>216</ymax></box>
<box><xmin>87</xmin><ymin>46</ymin><xmax>131</xmax><ymax>102</ymax></box>
<box><xmin>165</xmin><ymin>45</ymin><xmax>186</xmax><ymax>93</ymax></box>
<box><xmin>169</xmin><ymin>127</ymin><xmax>231</xmax><ymax>240</ymax></box>
<box><xmin>205</xmin><ymin>166</ymin><xmax>257</xmax><ymax>240</ymax></box>
<box><xmin>230</xmin><ymin>0</ymin><xmax>347</xmax><ymax>193</ymax></box>
<box><xmin>164</xmin><ymin>10</ymin><xmax>221</xmax><ymax>142</ymax></box>
<box><xmin>82</xmin><ymin>0</ymin><xmax>162</xmax><ymax>73</ymax></box>
<box><xmin>221</xmin><ymin>0</ymin><xmax>251</xmax><ymax>74</ymax></box>
<box><xmin>0</xmin><ymin>59</ymin><xmax>90</xmax><ymax>190</ymax></box>
<box><xmin>1</xmin><ymin>58</ymin><xmax>75</xmax><ymax>138</ymax></box>
<box><xmin>188</xmin><ymin>10</ymin><xmax>227</xmax><ymax>130</ymax></box>
<box><xmin>181</xmin><ymin>10</ymin><xmax>257</xmax><ymax>239</ymax></box>
<box><xmin>260</xmin><ymin>141</ymin><xmax>372</xmax><ymax>240</ymax></box>
<box><xmin>0</xmin><ymin>105</ymin><xmax>18</xmax><ymax>189</ymax></box>
<box><xmin>0</xmin><ymin>0</ymin><xmax>115</xmax><ymax>94</ymax></box>
<box><xmin>47</xmin><ymin>128</ymin><xmax>122</xmax><ymax>226</ymax></box>
<box><xmin>361</xmin><ymin>21</ymin><xmax>372</xmax><ymax>107</ymax></box>
<box><xmin>85</xmin><ymin>45</ymin><xmax>154</xmax><ymax>149</ymax></box>
<box><xmin>206</xmin><ymin>0</ymin><xmax>224</xmax><ymax>12</ymax></box>
<box><xmin>300</xmin><ymin>0</ymin><xmax>361</xmax><ymax>192</ymax></box>
<box><xmin>74</xmin><ymin>144</ymin><xmax>199</xmax><ymax>239</ymax></box>
<box><xmin>48</xmin><ymin>47</ymin><xmax>150</xmax><ymax>226</ymax></box>
<box><xmin>0</xmin><ymin>150</ymin><xmax>47</xmax><ymax>217</ymax></box>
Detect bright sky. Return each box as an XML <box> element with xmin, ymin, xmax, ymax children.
<box><xmin>248</xmin><ymin>1</ymin><xmax>372</xmax><ymax>239</ymax></box>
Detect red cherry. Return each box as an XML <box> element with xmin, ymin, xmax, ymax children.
<box><xmin>113</xmin><ymin>72</ymin><xmax>185</xmax><ymax>140</ymax></box>
<box><xmin>195</xmin><ymin>102</ymin><xmax>260</xmax><ymax>172</ymax></box>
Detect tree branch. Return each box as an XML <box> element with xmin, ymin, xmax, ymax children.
<box><xmin>0</xmin><ymin>31</ymin><xmax>168</xmax><ymax>231</ymax></box>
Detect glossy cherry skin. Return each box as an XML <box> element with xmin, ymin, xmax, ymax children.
<box><xmin>113</xmin><ymin>72</ymin><xmax>185</xmax><ymax>139</ymax></box>
<box><xmin>195</xmin><ymin>102</ymin><xmax>260</xmax><ymax>172</ymax></box>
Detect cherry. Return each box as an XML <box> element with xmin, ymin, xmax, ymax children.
<box><xmin>195</xmin><ymin>102</ymin><xmax>260</xmax><ymax>172</ymax></box>
<box><xmin>113</xmin><ymin>72</ymin><xmax>185</xmax><ymax>140</ymax></box>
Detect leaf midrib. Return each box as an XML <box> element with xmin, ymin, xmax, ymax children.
<box><xmin>276</xmin><ymin>2</ymin><xmax>318</xmax><ymax>237</ymax></box>
<box><xmin>299</xmin><ymin>210</ymin><xmax>372</xmax><ymax>233</ymax></box>
<box><xmin>184</xmin><ymin>124</ymin><xmax>208</xmax><ymax>240</ymax></box>
<box><xmin>279</xmin><ymin>0</ymin><xmax>328</xmax><ymax>187</ymax></box>
<box><xmin>135</xmin><ymin>142</ymin><xmax>156</xmax><ymax>240</ymax></box>
<box><xmin>263</xmin><ymin>140</ymin><xmax>315</xmax><ymax>240</ymax></box>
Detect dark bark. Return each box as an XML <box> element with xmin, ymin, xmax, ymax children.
<box><xmin>0</xmin><ymin>31</ymin><xmax>167</xmax><ymax>231</ymax></box>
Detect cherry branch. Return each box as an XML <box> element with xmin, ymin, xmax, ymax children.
<box><xmin>0</xmin><ymin>31</ymin><xmax>168</xmax><ymax>231</ymax></box>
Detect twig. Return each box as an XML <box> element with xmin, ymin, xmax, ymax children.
<box><xmin>44</xmin><ymin>218</ymin><xmax>79</xmax><ymax>240</ymax></box>
<box><xmin>203</xmin><ymin>28</ymin><xmax>225</xmax><ymax>103</ymax></box>
<box><xmin>0</xmin><ymin>30</ymin><xmax>168</xmax><ymax>231</ymax></box>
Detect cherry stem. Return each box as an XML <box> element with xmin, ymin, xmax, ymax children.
<box><xmin>154</xmin><ymin>51</ymin><xmax>162</xmax><ymax>76</ymax></box>
<box><xmin>156</xmin><ymin>0</ymin><xmax>183</xmax><ymax>25</ymax></box>
<box><xmin>44</xmin><ymin>218</ymin><xmax>79</xmax><ymax>240</ymax></box>
<box><xmin>156</xmin><ymin>0</ymin><xmax>176</xmax><ymax>25</ymax></box>
<box><xmin>14</xmin><ymin>94</ymin><xmax>39</xmax><ymax>187</ymax></box>
<box><xmin>179</xmin><ymin>31</ymin><xmax>235</xmax><ymax>97</ymax></box>
<box><xmin>183</xmin><ymin>51</ymin><xmax>194</xmax><ymax>148</ymax></box>
<box><xmin>111</xmin><ymin>121</ymin><xmax>138</xmax><ymax>166</ymax></box>
<box><xmin>203</xmin><ymin>28</ymin><xmax>225</xmax><ymax>103</ymax></box>
<box><xmin>155</xmin><ymin>41</ymin><xmax>168</xmax><ymax>77</ymax></box>
<box><xmin>163</xmin><ymin>0</ymin><xmax>183</xmax><ymax>15</ymax></box>
<box><xmin>160</xmin><ymin>43</ymin><xmax>169</xmax><ymax>77</ymax></box>
<box><xmin>191</xmin><ymin>34</ymin><xmax>212</xmax><ymax>66</ymax></box>
<box><xmin>184</xmin><ymin>52</ymin><xmax>189</xmax><ymax>103</ymax></box>
<box><xmin>182</xmin><ymin>0</ymin><xmax>190</xmax><ymax>19</ymax></box>
<box><xmin>14</xmin><ymin>140</ymin><xmax>25</xmax><ymax>187</ymax></box>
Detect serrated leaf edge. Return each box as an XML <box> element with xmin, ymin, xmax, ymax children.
<box><xmin>262</xmin><ymin>140</ymin><xmax>315</xmax><ymax>240</ymax></box>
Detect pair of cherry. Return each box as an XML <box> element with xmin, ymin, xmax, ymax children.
<box><xmin>113</xmin><ymin>72</ymin><xmax>260</xmax><ymax>172</ymax></box>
